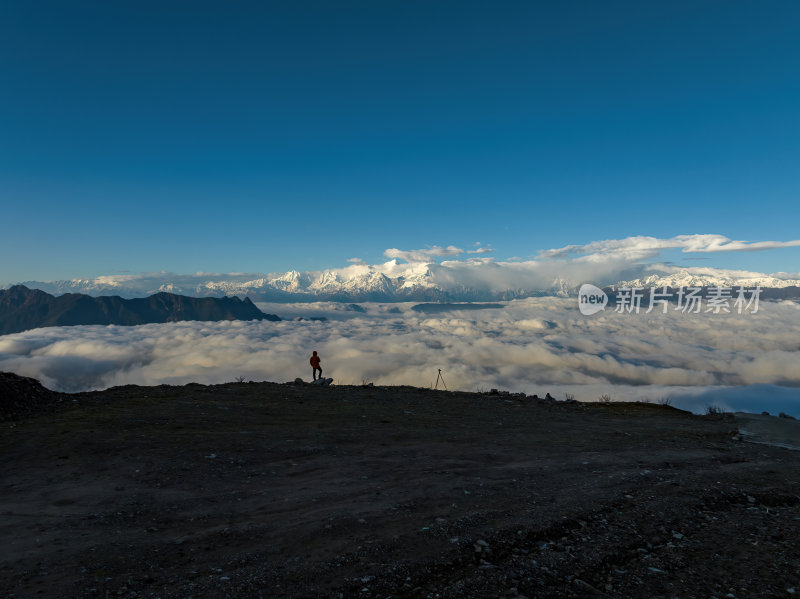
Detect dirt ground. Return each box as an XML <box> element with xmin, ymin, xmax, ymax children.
<box><xmin>1</xmin><ymin>380</ymin><xmax>799</xmax><ymax>598</ymax></box>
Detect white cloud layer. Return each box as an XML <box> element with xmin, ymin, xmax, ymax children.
<box><xmin>383</xmin><ymin>245</ymin><xmax>465</xmax><ymax>263</ymax></box>
<box><xmin>1</xmin><ymin>298</ymin><xmax>799</xmax><ymax>417</ymax></box>
<box><xmin>540</xmin><ymin>234</ymin><xmax>800</xmax><ymax>260</ymax></box>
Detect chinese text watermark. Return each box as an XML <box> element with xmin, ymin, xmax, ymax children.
<box><xmin>579</xmin><ymin>285</ymin><xmax>762</xmax><ymax>315</ymax></box>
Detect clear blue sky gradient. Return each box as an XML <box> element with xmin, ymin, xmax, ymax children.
<box><xmin>2</xmin><ymin>1</ymin><xmax>799</xmax><ymax>281</ymax></box>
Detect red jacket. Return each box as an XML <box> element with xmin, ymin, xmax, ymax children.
<box><xmin>310</xmin><ymin>355</ymin><xmax>321</xmax><ymax>368</ymax></box>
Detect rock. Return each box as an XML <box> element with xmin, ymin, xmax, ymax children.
<box><xmin>294</xmin><ymin>378</ymin><xmax>304</xmax><ymax>384</ymax></box>
<box><xmin>573</xmin><ymin>578</ymin><xmax>605</xmax><ymax>595</ymax></box>
<box><xmin>474</xmin><ymin>539</ymin><xmax>492</xmax><ymax>558</ymax></box>
<box><xmin>779</xmin><ymin>412</ymin><xmax>796</xmax><ymax>420</ymax></box>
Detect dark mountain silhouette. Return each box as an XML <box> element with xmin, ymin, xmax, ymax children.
<box><xmin>0</xmin><ymin>286</ymin><xmax>280</xmax><ymax>335</ymax></box>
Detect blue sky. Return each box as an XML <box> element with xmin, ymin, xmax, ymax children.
<box><xmin>2</xmin><ymin>1</ymin><xmax>799</xmax><ymax>282</ymax></box>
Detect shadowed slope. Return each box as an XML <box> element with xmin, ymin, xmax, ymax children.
<box><xmin>0</xmin><ymin>285</ymin><xmax>280</xmax><ymax>334</ymax></box>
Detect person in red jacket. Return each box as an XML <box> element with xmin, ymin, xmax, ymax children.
<box><xmin>310</xmin><ymin>351</ymin><xmax>322</xmax><ymax>381</ymax></box>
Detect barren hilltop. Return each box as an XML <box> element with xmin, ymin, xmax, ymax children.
<box><xmin>1</xmin><ymin>374</ymin><xmax>799</xmax><ymax>598</ymax></box>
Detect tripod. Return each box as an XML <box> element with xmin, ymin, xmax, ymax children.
<box><xmin>434</xmin><ymin>368</ymin><xmax>447</xmax><ymax>390</ymax></box>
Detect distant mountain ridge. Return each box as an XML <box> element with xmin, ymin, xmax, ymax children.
<box><xmin>7</xmin><ymin>266</ymin><xmax>800</xmax><ymax>303</ymax></box>
<box><xmin>6</xmin><ymin>265</ymin><xmax>584</xmax><ymax>302</ymax></box>
<box><xmin>0</xmin><ymin>286</ymin><xmax>280</xmax><ymax>335</ymax></box>
<box><xmin>616</xmin><ymin>272</ymin><xmax>800</xmax><ymax>289</ymax></box>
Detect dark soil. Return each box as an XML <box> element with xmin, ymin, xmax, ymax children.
<box><xmin>1</xmin><ymin>378</ymin><xmax>799</xmax><ymax>598</ymax></box>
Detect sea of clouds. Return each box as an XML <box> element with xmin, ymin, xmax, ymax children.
<box><xmin>1</xmin><ymin>297</ymin><xmax>799</xmax><ymax>417</ymax></box>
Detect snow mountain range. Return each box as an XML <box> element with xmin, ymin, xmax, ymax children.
<box><xmin>616</xmin><ymin>271</ymin><xmax>800</xmax><ymax>290</ymax></box>
<box><xmin>7</xmin><ymin>263</ymin><xmax>800</xmax><ymax>302</ymax></box>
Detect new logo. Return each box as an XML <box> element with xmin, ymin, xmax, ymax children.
<box><xmin>578</xmin><ymin>284</ymin><xmax>608</xmax><ymax>315</ymax></box>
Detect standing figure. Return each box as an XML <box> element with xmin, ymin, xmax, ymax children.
<box><xmin>310</xmin><ymin>351</ymin><xmax>322</xmax><ymax>381</ymax></box>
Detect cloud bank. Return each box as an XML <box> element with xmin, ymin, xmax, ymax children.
<box><xmin>539</xmin><ymin>234</ymin><xmax>800</xmax><ymax>260</ymax></box>
<box><xmin>383</xmin><ymin>245</ymin><xmax>465</xmax><ymax>263</ymax></box>
<box><xmin>1</xmin><ymin>298</ymin><xmax>799</xmax><ymax>416</ymax></box>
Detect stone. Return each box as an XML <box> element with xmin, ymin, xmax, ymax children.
<box><xmin>573</xmin><ymin>579</ymin><xmax>604</xmax><ymax>594</ymax></box>
<box><xmin>474</xmin><ymin>539</ymin><xmax>492</xmax><ymax>556</ymax></box>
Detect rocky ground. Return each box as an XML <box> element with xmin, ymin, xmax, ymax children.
<box><xmin>0</xmin><ymin>372</ymin><xmax>65</xmax><ymax>422</ymax></box>
<box><xmin>1</xmin><ymin>374</ymin><xmax>799</xmax><ymax>598</ymax></box>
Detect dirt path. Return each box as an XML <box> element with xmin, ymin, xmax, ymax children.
<box><xmin>2</xmin><ymin>382</ymin><xmax>799</xmax><ymax>598</ymax></box>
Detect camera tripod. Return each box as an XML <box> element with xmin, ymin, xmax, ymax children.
<box><xmin>434</xmin><ymin>368</ymin><xmax>447</xmax><ymax>390</ymax></box>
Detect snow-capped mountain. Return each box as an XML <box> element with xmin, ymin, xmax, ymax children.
<box><xmin>616</xmin><ymin>270</ymin><xmax>800</xmax><ymax>289</ymax></box>
<box><xmin>8</xmin><ymin>265</ymin><xmax>799</xmax><ymax>302</ymax></box>
<box><xmin>269</xmin><ymin>270</ymin><xmax>311</xmax><ymax>293</ymax></box>
<box><xmin>10</xmin><ymin>264</ymin><xmax>442</xmax><ymax>301</ymax></box>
